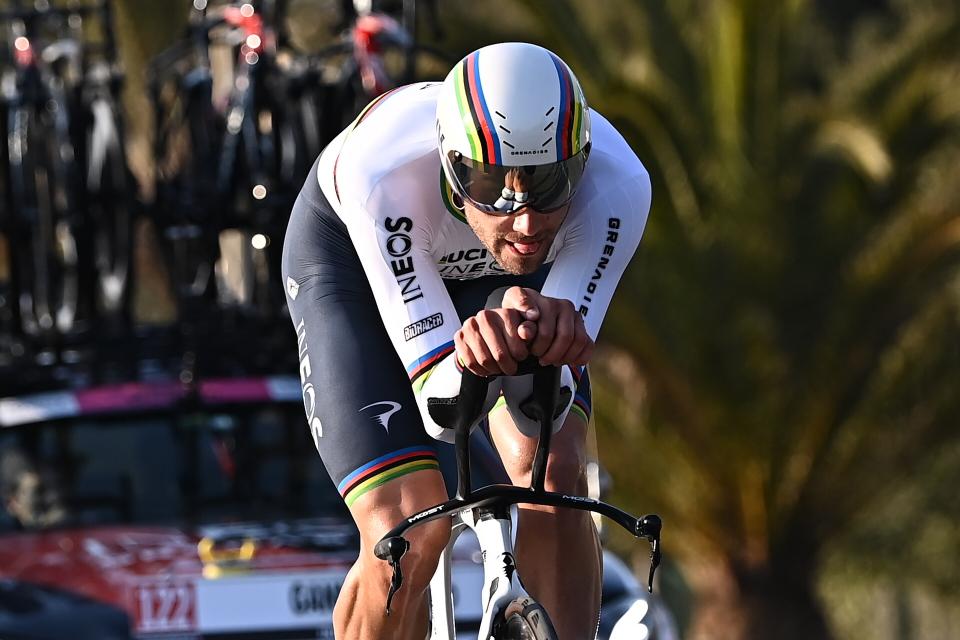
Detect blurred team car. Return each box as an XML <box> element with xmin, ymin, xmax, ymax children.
<box><xmin>0</xmin><ymin>376</ymin><xmax>674</xmax><ymax>639</ymax></box>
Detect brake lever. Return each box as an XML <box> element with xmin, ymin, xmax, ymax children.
<box><xmin>647</xmin><ymin>536</ymin><xmax>661</xmax><ymax>593</ymax></box>
<box><xmin>374</xmin><ymin>536</ymin><xmax>409</xmax><ymax>614</ymax></box>
<box><xmin>385</xmin><ymin>560</ymin><xmax>403</xmax><ymax>614</ymax></box>
<box><xmin>636</xmin><ymin>514</ymin><xmax>662</xmax><ymax>593</ymax></box>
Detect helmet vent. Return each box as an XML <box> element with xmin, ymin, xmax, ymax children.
<box><xmin>499</xmin><ymin>125</ymin><xmax>511</xmax><ymax>134</ymax></box>
<box><xmin>543</xmin><ymin>123</ymin><xmax>553</xmax><ymax>131</ymax></box>
<box><xmin>545</xmin><ymin>107</ymin><xmax>555</xmax><ymax>116</ymax></box>
<box><xmin>542</xmin><ymin>137</ymin><xmax>553</xmax><ymax>147</ymax></box>
<box><xmin>495</xmin><ymin>110</ymin><xmax>506</xmax><ymax>119</ymax></box>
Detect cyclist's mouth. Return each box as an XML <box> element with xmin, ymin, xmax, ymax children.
<box><xmin>506</xmin><ymin>239</ymin><xmax>543</xmax><ymax>256</ymax></box>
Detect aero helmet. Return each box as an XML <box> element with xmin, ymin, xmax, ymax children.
<box><xmin>436</xmin><ymin>42</ymin><xmax>592</xmax><ymax>214</ymax></box>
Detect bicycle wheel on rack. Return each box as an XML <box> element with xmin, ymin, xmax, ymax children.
<box><xmin>151</xmin><ymin>63</ymin><xmax>221</xmax><ymax>303</ymax></box>
<box><xmin>493</xmin><ymin>597</ymin><xmax>559</xmax><ymax>640</ymax></box>
<box><xmin>86</xmin><ymin>96</ymin><xmax>134</xmax><ymax>322</ymax></box>
<box><xmin>7</xmin><ymin>103</ymin><xmax>81</xmax><ymax>338</ymax></box>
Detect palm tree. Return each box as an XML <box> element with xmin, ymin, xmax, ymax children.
<box><xmin>443</xmin><ymin>0</ymin><xmax>960</xmax><ymax>637</ymax></box>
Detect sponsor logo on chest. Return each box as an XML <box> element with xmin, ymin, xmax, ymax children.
<box><xmin>437</xmin><ymin>247</ymin><xmax>507</xmax><ymax>279</ymax></box>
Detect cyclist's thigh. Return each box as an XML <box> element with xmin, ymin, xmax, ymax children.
<box><xmin>281</xmin><ymin>169</ymin><xmax>445</xmax><ymax>516</ymax></box>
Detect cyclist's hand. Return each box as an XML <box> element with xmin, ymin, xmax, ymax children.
<box><xmin>502</xmin><ymin>286</ymin><xmax>593</xmax><ymax>367</ymax></box>
<box><xmin>455</xmin><ymin>307</ymin><xmax>531</xmax><ymax>376</ymax></box>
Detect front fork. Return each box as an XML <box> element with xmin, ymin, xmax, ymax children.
<box><xmin>470</xmin><ymin>507</ymin><xmax>528</xmax><ymax>637</ymax></box>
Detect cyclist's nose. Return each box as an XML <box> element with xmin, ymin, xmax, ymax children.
<box><xmin>511</xmin><ymin>210</ymin><xmax>542</xmax><ymax>236</ymax></box>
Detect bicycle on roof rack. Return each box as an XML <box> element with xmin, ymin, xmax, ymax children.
<box><xmin>73</xmin><ymin>0</ymin><xmax>136</xmax><ymax>333</ymax></box>
<box><xmin>2</xmin><ymin>0</ymin><xmax>85</xmax><ymax>347</ymax></box>
<box><xmin>303</xmin><ymin>0</ymin><xmax>450</xmax><ymax>137</ymax></box>
<box><xmin>375</xmin><ymin>358</ymin><xmax>663</xmax><ymax>639</ymax></box>
<box><xmin>147</xmin><ymin>0</ymin><xmax>300</xmax><ymax>384</ymax></box>
<box><xmin>0</xmin><ymin>0</ymin><xmax>134</xmax><ymax>365</ymax></box>
<box><xmin>145</xmin><ymin>0</ymin><xmax>452</xmax><ymax>374</ymax></box>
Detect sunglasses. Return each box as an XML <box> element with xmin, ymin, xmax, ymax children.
<box><xmin>444</xmin><ymin>144</ymin><xmax>590</xmax><ymax>216</ymax></box>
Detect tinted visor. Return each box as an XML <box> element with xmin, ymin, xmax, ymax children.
<box><xmin>447</xmin><ymin>145</ymin><xmax>590</xmax><ymax>214</ymax></box>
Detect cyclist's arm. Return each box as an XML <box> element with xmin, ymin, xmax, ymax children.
<box><xmin>337</xmin><ymin>187</ymin><xmax>481</xmax><ymax>440</ymax></box>
<box><xmin>486</xmin><ymin>169</ymin><xmax>651</xmax><ymax>432</ymax></box>
<box><xmin>541</xmin><ymin>167</ymin><xmax>651</xmax><ymax>341</ymax></box>
<box><xmin>341</xmin><ymin>201</ymin><xmax>457</xmax><ymax>376</ymax></box>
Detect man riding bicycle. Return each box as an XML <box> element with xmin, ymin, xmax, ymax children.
<box><xmin>281</xmin><ymin>42</ymin><xmax>651</xmax><ymax>639</ymax></box>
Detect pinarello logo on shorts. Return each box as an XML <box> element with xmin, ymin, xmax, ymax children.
<box><xmin>286</xmin><ymin>277</ymin><xmax>300</xmax><ymax>300</ymax></box>
<box><xmin>403</xmin><ymin>313</ymin><xmax>444</xmax><ymax>341</ymax></box>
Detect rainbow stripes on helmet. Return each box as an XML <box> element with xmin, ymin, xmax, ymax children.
<box><xmin>450</xmin><ymin>48</ymin><xmax>588</xmax><ymax>165</ymax></box>
<box><xmin>453</xmin><ymin>51</ymin><xmax>503</xmax><ymax>165</ymax></box>
<box><xmin>549</xmin><ymin>53</ymin><xmax>587</xmax><ymax>162</ymax></box>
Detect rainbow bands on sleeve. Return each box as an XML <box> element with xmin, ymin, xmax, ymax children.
<box><xmin>408</xmin><ymin>341</ymin><xmax>456</xmax><ymax>394</ymax></box>
<box><xmin>570</xmin><ymin>364</ymin><xmax>591</xmax><ymax>423</ymax></box>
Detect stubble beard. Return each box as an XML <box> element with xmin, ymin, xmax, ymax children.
<box><xmin>468</xmin><ymin>220</ymin><xmax>542</xmax><ymax>276</ymax></box>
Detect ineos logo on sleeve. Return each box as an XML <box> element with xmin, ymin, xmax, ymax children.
<box><xmin>386</xmin><ymin>234</ymin><xmax>412</xmax><ymax>256</ymax></box>
<box><xmin>359</xmin><ymin>401</ymin><xmax>402</xmax><ymax>433</ymax></box>
<box><xmin>384</xmin><ymin>217</ymin><xmax>424</xmax><ymax>304</ymax></box>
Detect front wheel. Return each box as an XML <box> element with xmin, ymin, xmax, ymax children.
<box><xmin>493</xmin><ymin>597</ymin><xmax>559</xmax><ymax>640</ymax></box>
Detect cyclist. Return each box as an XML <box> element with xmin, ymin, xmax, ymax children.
<box><xmin>281</xmin><ymin>42</ymin><xmax>651</xmax><ymax>639</ymax></box>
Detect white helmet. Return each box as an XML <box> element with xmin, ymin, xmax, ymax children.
<box><xmin>436</xmin><ymin>42</ymin><xmax>592</xmax><ymax>213</ymax></box>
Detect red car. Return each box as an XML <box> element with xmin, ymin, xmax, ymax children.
<box><xmin>0</xmin><ymin>376</ymin><xmax>485</xmax><ymax>638</ymax></box>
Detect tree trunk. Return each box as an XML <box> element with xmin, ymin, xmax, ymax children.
<box><xmin>684</xmin><ymin>556</ymin><xmax>834</xmax><ymax>640</ymax></box>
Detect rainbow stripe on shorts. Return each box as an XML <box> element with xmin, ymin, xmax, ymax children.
<box><xmin>338</xmin><ymin>446</ymin><xmax>440</xmax><ymax>507</ymax></box>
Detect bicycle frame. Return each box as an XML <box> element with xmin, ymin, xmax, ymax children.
<box><xmin>431</xmin><ymin>506</ymin><xmax>525</xmax><ymax>639</ymax></box>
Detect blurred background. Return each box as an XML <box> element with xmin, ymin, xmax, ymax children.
<box><xmin>1</xmin><ymin>1</ymin><xmax>958</xmax><ymax>639</ymax></box>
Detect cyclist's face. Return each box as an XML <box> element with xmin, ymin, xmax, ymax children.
<box><xmin>464</xmin><ymin>188</ymin><xmax>570</xmax><ymax>275</ymax></box>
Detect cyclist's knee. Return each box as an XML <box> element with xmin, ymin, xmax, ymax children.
<box><xmin>542</xmin><ymin>446</ymin><xmax>587</xmax><ymax>494</ymax></box>
<box><xmin>500</xmin><ymin>445</ymin><xmax>586</xmax><ymax>494</ymax></box>
<box><xmin>496</xmin><ymin>414</ymin><xmax>589</xmax><ymax>494</ymax></box>
<box><xmin>349</xmin><ymin>473</ymin><xmax>451</xmax><ymax>594</ymax></box>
